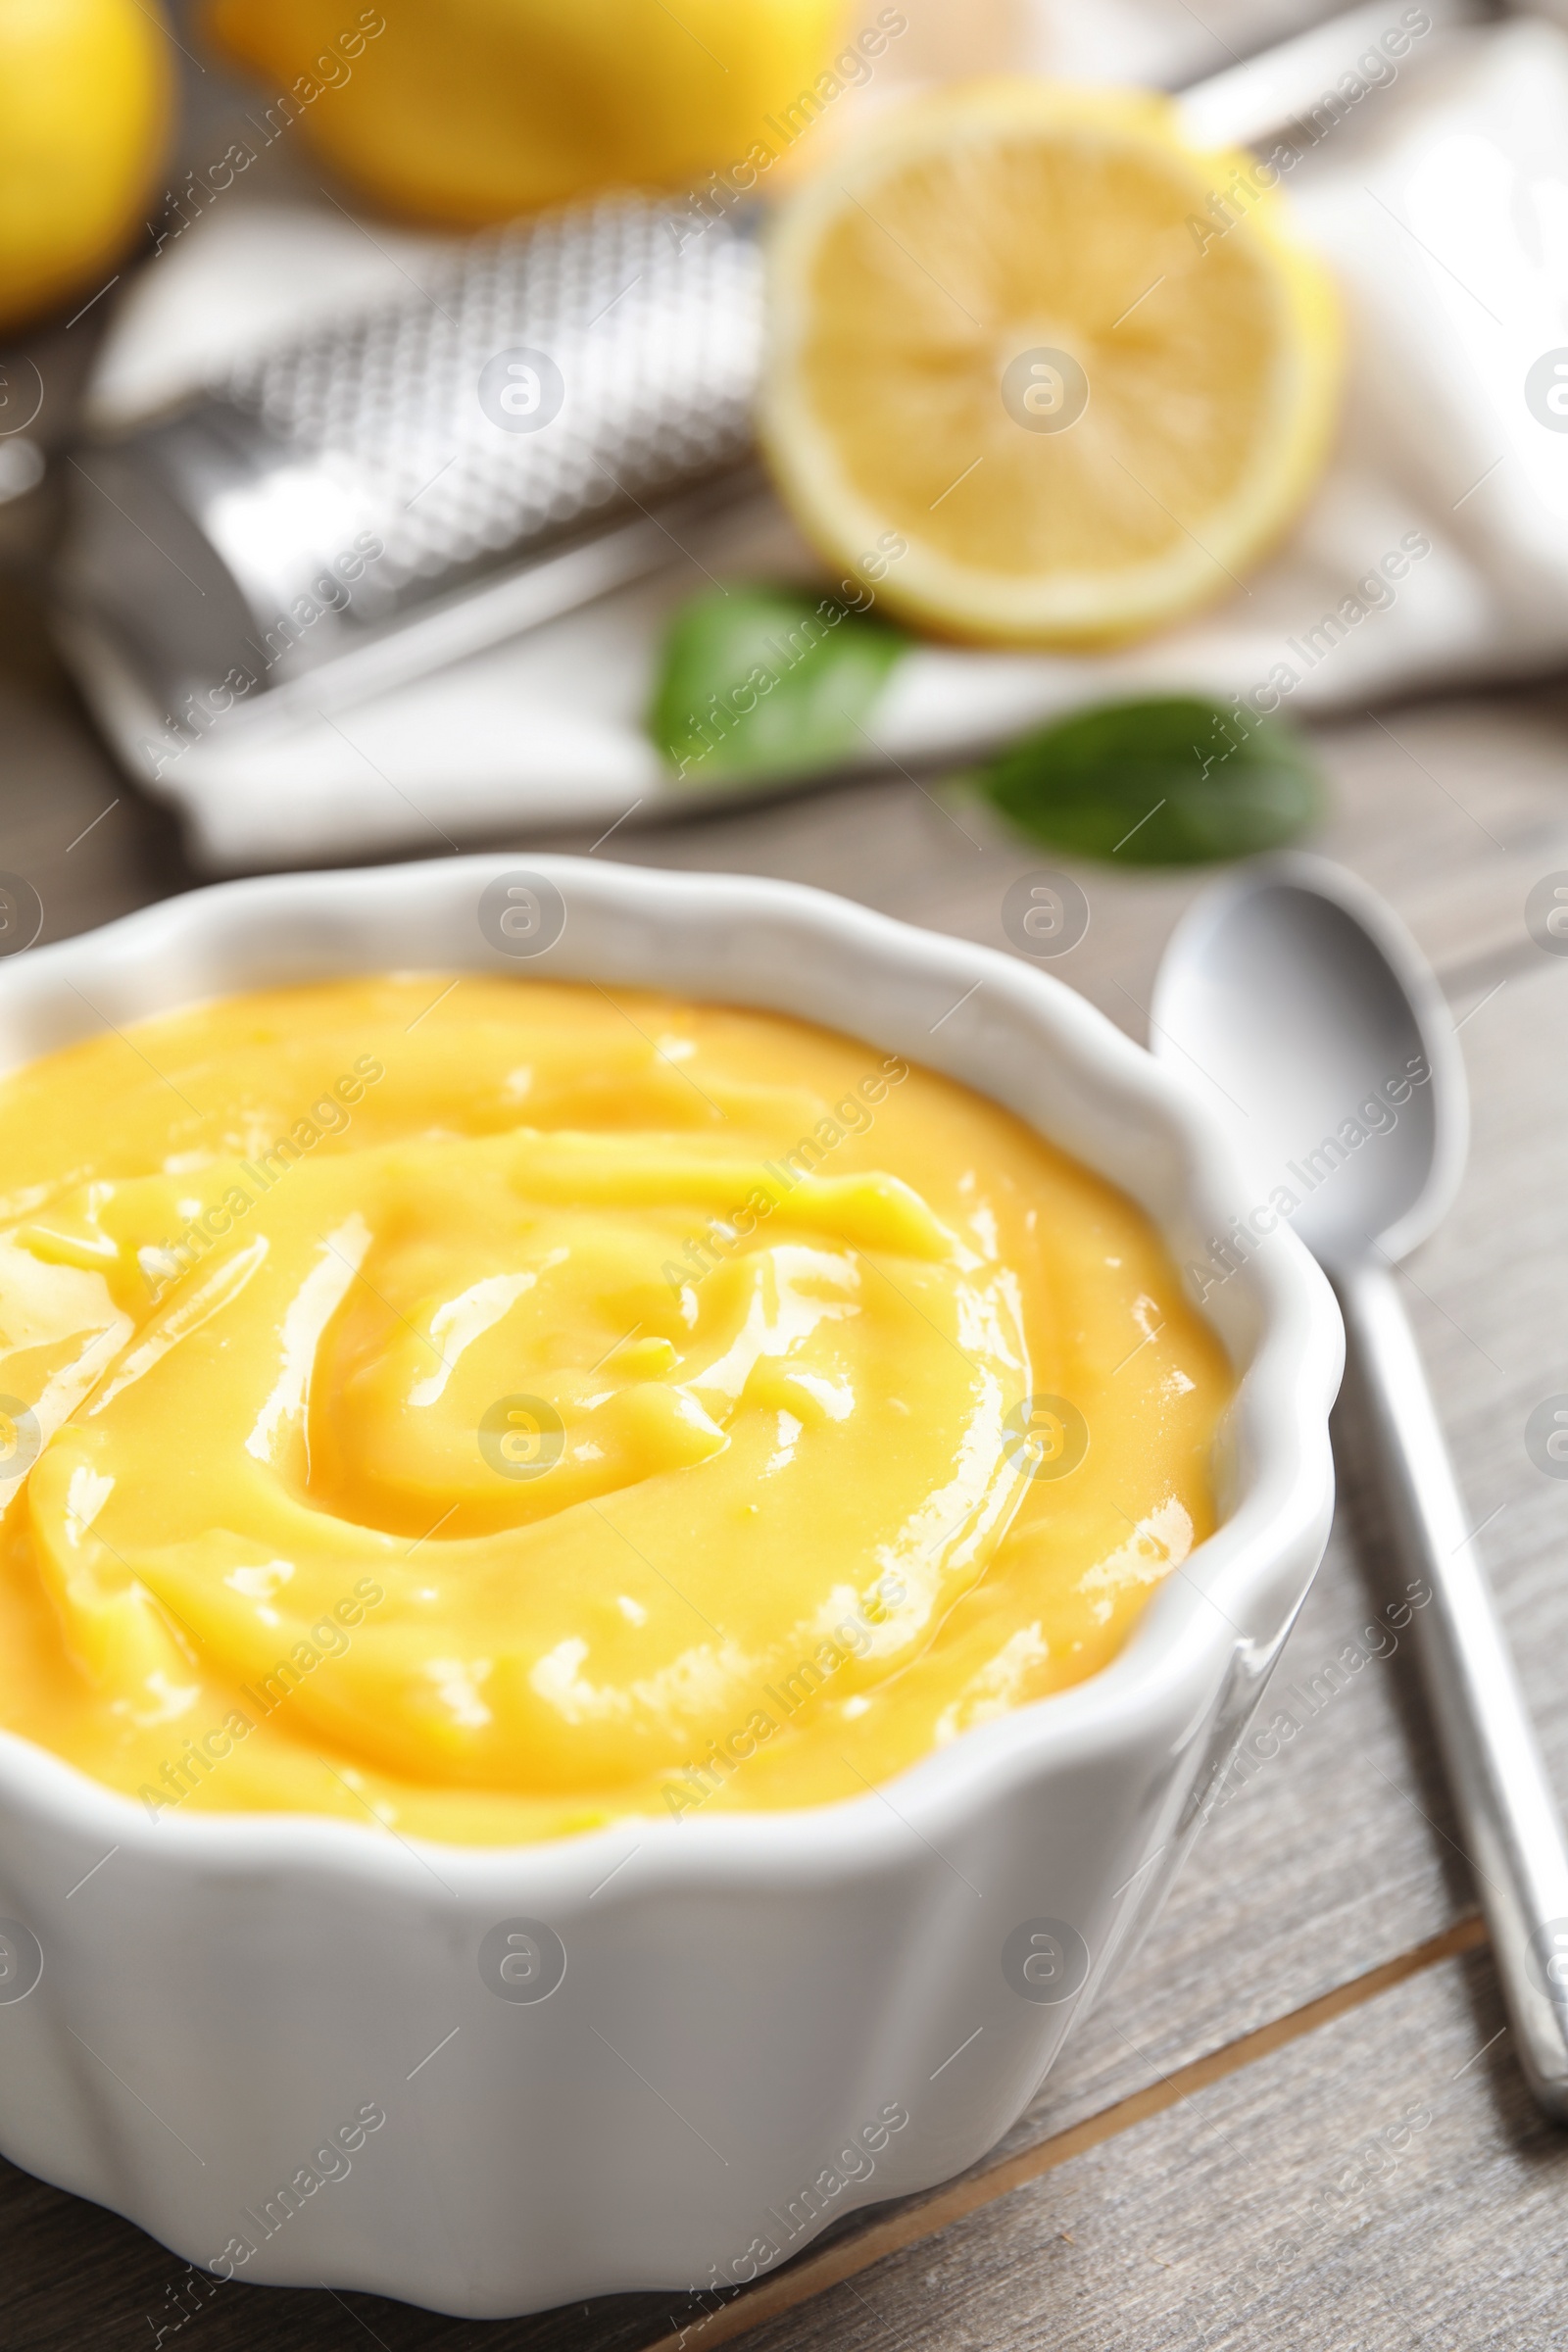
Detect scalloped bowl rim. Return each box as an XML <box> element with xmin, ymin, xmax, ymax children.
<box><xmin>0</xmin><ymin>854</ymin><xmax>1344</xmax><ymax>1894</ymax></box>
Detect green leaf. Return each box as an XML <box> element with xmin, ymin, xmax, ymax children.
<box><xmin>977</xmin><ymin>695</ymin><xmax>1325</xmax><ymax>865</ymax></box>
<box><xmin>650</xmin><ymin>584</ymin><xmax>909</xmax><ymax>786</ymax></box>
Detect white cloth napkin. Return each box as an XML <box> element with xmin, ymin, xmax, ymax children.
<box><xmin>81</xmin><ymin>16</ymin><xmax>1568</xmax><ymax>866</ymax></box>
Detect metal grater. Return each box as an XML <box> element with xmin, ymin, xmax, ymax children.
<box><xmin>57</xmin><ymin>194</ymin><xmax>765</xmax><ymax>727</ymax></box>
<box><xmin>54</xmin><ymin>0</ymin><xmax>1475</xmax><ymax>771</ymax></box>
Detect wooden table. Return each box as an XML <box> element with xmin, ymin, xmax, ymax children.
<box><xmin>5</xmin><ymin>563</ymin><xmax>1568</xmax><ymax>2345</ymax></box>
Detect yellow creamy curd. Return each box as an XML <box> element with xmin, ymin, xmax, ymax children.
<box><xmin>0</xmin><ymin>977</ymin><xmax>1231</xmax><ymax>1843</ymax></box>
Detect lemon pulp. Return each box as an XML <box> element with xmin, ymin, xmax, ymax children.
<box><xmin>760</xmin><ymin>80</ymin><xmax>1342</xmax><ymax>645</ymax></box>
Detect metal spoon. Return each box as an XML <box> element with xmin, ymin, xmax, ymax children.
<box><xmin>1152</xmin><ymin>852</ymin><xmax>1568</xmax><ymax>2121</ymax></box>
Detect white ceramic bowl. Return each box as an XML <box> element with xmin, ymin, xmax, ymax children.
<box><xmin>0</xmin><ymin>855</ymin><xmax>1341</xmax><ymax>2319</ymax></box>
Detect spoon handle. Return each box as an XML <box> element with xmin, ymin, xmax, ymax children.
<box><xmin>1339</xmin><ymin>1260</ymin><xmax>1568</xmax><ymax>2120</ymax></box>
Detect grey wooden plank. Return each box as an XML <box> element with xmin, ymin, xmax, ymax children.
<box><xmin>1387</xmin><ymin>951</ymin><xmax>1568</xmax><ymax>1801</ymax></box>
<box><xmin>539</xmin><ymin>689</ymin><xmax>1568</xmax><ymax>1035</ymax></box>
<box><xmin>0</xmin><ymin>2141</ymin><xmax>677</xmax><ymax>2352</ymax></box>
<box><xmin>726</xmin><ymin>1946</ymin><xmax>1563</xmax><ymax>2352</ymax></box>
<box><xmin>0</xmin><ymin>583</ymin><xmax>200</xmax><ymax>942</ymax></box>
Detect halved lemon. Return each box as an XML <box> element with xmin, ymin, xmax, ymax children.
<box><xmin>759</xmin><ymin>80</ymin><xmax>1343</xmax><ymax>647</ymax></box>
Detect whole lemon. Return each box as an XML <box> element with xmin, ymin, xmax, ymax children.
<box><xmin>204</xmin><ymin>0</ymin><xmax>852</xmax><ymax>225</ymax></box>
<box><xmin>0</xmin><ymin>0</ymin><xmax>172</xmax><ymax>334</ymax></box>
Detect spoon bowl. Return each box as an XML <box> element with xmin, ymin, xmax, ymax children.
<box><xmin>1152</xmin><ymin>853</ymin><xmax>1467</xmax><ymax>1267</ymax></box>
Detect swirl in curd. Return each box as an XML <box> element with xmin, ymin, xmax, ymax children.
<box><xmin>0</xmin><ymin>978</ymin><xmax>1231</xmax><ymax>1842</ymax></box>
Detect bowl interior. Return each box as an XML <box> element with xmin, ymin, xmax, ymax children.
<box><xmin>0</xmin><ymin>853</ymin><xmax>1341</xmax><ymax>1861</ymax></box>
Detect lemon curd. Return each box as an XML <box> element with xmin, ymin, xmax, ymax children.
<box><xmin>0</xmin><ymin>977</ymin><xmax>1231</xmax><ymax>1843</ymax></box>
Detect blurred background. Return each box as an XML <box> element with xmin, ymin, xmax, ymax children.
<box><xmin>5</xmin><ymin>0</ymin><xmax>1568</xmax><ymax>1001</ymax></box>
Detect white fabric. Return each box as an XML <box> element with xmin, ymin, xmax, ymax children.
<box><xmin>83</xmin><ymin>17</ymin><xmax>1568</xmax><ymax>865</ymax></box>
